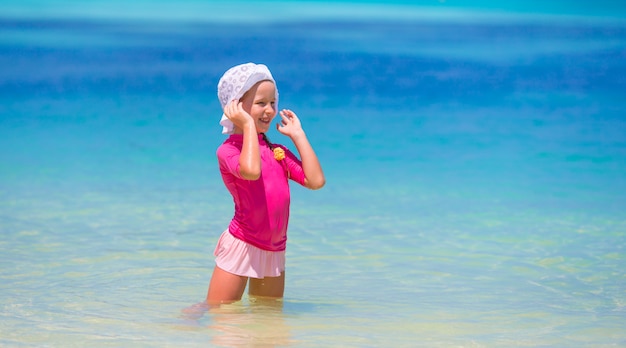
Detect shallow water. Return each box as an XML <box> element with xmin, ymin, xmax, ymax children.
<box><xmin>1</xmin><ymin>1</ymin><xmax>626</xmax><ymax>347</ymax></box>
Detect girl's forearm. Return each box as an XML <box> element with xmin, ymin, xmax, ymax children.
<box><xmin>239</xmin><ymin>124</ymin><xmax>261</xmax><ymax>180</ymax></box>
<box><xmin>291</xmin><ymin>131</ymin><xmax>325</xmax><ymax>190</ymax></box>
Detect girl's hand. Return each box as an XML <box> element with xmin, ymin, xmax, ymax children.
<box><xmin>277</xmin><ymin>109</ymin><xmax>305</xmax><ymax>138</ymax></box>
<box><xmin>277</xmin><ymin>109</ymin><xmax>325</xmax><ymax>190</ymax></box>
<box><xmin>224</xmin><ymin>99</ymin><xmax>254</xmax><ymax>130</ymax></box>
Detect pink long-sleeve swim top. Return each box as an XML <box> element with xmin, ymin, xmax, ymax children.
<box><xmin>217</xmin><ymin>133</ymin><xmax>306</xmax><ymax>251</ymax></box>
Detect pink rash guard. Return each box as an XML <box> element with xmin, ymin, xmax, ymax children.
<box><xmin>217</xmin><ymin>134</ymin><xmax>306</xmax><ymax>251</ymax></box>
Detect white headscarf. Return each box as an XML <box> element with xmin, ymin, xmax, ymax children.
<box><xmin>217</xmin><ymin>63</ymin><xmax>279</xmax><ymax>134</ymax></box>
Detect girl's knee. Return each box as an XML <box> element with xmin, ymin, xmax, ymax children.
<box><xmin>248</xmin><ymin>272</ymin><xmax>285</xmax><ymax>298</ymax></box>
<box><xmin>206</xmin><ymin>266</ymin><xmax>248</xmax><ymax>304</ymax></box>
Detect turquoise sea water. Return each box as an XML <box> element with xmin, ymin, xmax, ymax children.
<box><xmin>2</xmin><ymin>1</ymin><xmax>626</xmax><ymax>347</ymax></box>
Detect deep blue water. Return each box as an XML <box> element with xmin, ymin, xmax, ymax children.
<box><xmin>1</xmin><ymin>2</ymin><xmax>625</xmax><ymax>347</ymax></box>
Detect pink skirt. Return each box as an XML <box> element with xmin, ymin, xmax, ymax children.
<box><xmin>213</xmin><ymin>230</ymin><xmax>285</xmax><ymax>279</ymax></box>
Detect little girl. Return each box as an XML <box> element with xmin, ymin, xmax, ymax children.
<box><xmin>206</xmin><ymin>63</ymin><xmax>325</xmax><ymax>305</ymax></box>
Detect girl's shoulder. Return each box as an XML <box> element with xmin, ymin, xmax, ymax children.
<box><xmin>216</xmin><ymin>138</ymin><xmax>242</xmax><ymax>158</ymax></box>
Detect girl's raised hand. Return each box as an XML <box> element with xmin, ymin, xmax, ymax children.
<box><xmin>224</xmin><ymin>99</ymin><xmax>253</xmax><ymax>130</ymax></box>
<box><xmin>277</xmin><ymin>109</ymin><xmax>304</xmax><ymax>138</ymax></box>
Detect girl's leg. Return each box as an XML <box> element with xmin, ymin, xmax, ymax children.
<box><xmin>248</xmin><ymin>271</ymin><xmax>285</xmax><ymax>299</ymax></box>
<box><xmin>206</xmin><ymin>266</ymin><xmax>248</xmax><ymax>305</ymax></box>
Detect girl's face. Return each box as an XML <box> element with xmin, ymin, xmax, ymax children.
<box><xmin>240</xmin><ymin>80</ymin><xmax>277</xmax><ymax>134</ymax></box>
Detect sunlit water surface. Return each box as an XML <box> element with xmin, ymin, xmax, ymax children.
<box><xmin>1</xmin><ymin>1</ymin><xmax>625</xmax><ymax>347</ymax></box>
